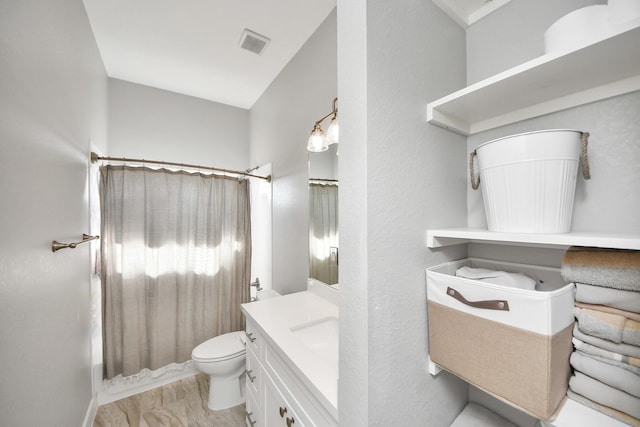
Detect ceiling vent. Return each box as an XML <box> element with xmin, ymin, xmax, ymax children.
<box><xmin>239</xmin><ymin>29</ymin><xmax>270</xmax><ymax>55</ymax></box>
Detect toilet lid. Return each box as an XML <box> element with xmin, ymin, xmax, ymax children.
<box><xmin>192</xmin><ymin>331</ymin><xmax>246</xmax><ymax>361</ymax></box>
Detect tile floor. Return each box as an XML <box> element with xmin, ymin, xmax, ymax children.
<box><xmin>93</xmin><ymin>373</ymin><xmax>246</xmax><ymax>427</ymax></box>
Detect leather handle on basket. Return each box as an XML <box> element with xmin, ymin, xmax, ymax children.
<box><xmin>446</xmin><ymin>287</ymin><xmax>510</xmax><ymax>311</ymax></box>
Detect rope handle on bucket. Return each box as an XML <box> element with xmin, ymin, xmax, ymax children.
<box><xmin>469</xmin><ymin>131</ymin><xmax>592</xmax><ymax>190</ymax></box>
<box><xmin>581</xmin><ymin>132</ymin><xmax>591</xmax><ymax>180</ymax></box>
<box><xmin>469</xmin><ymin>150</ymin><xmax>481</xmax><ymax>190</ymax></box>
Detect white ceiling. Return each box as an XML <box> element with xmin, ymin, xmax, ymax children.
<box><xmin>83</xmin><ymin>0</ymin><xmax>336</xmax><ymax>109</ymax></box>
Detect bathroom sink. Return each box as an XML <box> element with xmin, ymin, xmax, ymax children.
<box><xmin>290</xmin><ymin>316</ymin><xmax>339</xmax><ymax>363</ymax></box>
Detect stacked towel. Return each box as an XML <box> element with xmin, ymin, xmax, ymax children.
<box><xmin>575</xmin><ymin>284</ymin><xmax>640</xmax><ymax>314</ymax></box>
<box><xmin>561</xmin><ymin>246</ymin><xmax>640</xmax><ymax>292</ymax></box>
<box><xmin>562</xmin><ymin>246</ymin><xmax>640</xmax><ymax>426</ymax></box>
<box><xmin>574</xmin><ymin>306</ymin><xmax>640</xmax><ymax>346</ymax></box>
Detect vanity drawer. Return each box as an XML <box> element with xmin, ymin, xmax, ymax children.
<box><xmin>245</xmin><ymin>386</ymin><xmax>262</xmax><ymax>427</ymax></box>
<box><xmin>245</xmin><ymin>320</ymin><xmax>262</xmax><ymax>356</ymax></box>
<box><xmin>264</xmin><ymin>373</ymin><xmax>307</xmax><ymax>427</ymax></box>
<box><xmin>264</xmin><ymin>343</ymin><xmax>338</xmax><ymax>426</ymax></box>
<box><xmin>246</xmin><ymin>346</ymin><xmax>261</xmax><ymax>397</ymax></box>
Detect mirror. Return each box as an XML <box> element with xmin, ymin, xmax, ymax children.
<box><xmin>308</xmin><ymin>144</ymin><xmax>339</xmax><ymax>286</ymax></box>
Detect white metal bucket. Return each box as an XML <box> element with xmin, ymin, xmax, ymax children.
<box><xmin>470</xmin><ymin>129</ymin><xmax>590</xmax><ymax>234</ymax></box>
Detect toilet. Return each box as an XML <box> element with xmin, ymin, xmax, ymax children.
<box><xmin>191</xmin><ymin>331</ymin><xmax>246</xmax><ymax>410</ymax></box>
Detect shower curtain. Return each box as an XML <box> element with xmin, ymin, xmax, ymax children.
<box><xmin>309</xmin><ymin>183</ymin><xmax>339</xmax><ymax>285</ymax></box>
<box><xmin>100</xmin><ymin>165</ymin><xmax>251</xmax><ymax>379</ymax></box>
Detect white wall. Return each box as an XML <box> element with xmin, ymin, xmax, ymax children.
<box><xmin>0</xmin><ymin>1</ymin><xmax>108</xmax><ymax>425</ymax></box>
<box><xmin>108</xmin><ymin>78</ymin><xmax>249</xmax><ymax>170</ymax></box>
<box><xmin>249</xmin><ymin>10</ymin><xmax>337</xmax><ymax>295</ymax></box>
<box><xmin>249</xmin><ymin>164</ymin><xmax>274</xmax><ymax>296</ymax></box>
<box><xmin>338</xmin><ymin>1</ymin><xmax>470</xmax><ymax>425</ymax></box>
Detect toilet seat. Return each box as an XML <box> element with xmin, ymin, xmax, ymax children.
<box><xmin>192</xmin><ymin>331</ymin><xmax>246</xmax><ymax>362</ymax></box>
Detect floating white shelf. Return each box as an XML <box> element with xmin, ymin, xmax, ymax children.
<box><xmin>426</xmin><ymin>19</ymin><xmax>640</xmax><ymax>136</ymax></box>
<box><xmin>426</xmin><ymin>228</ymin><xmax>640</xmax><ymax>250</ymax></box>
<box><xmin>429</xmin><ymin>348</ymin><xmax>628</xmax><ymax>427</ymax></box>
<box><xmin>431</xmin><ymin>0</ymin><xmax>512</xmax><ymax>28</ymax></box>
<box><xmin>540</xmin><ymin>399</ymin><xmax>629</xmax><ymax>427</ymax></box>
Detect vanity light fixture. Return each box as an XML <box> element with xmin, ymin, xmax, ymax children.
<box><xmin>307</xmin><ymin>97</ymin><xmax>339</xmax><ymax>152</ymax></box>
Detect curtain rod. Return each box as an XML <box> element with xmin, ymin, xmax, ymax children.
<box><xmin>310</xmin><ymin>177</ymin><xmax>338</xmax><ymax>182</ymax></box>
<box><xmin>309</xmin><ymin>178</ymin><xmax>338</xmax><ymax>186</ymax></box>
<box><xmin>91</xmin><ymin>152</ymin><xmax>271</xmax><ymax>182</ymax></box>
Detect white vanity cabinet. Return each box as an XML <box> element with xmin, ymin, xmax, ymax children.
<box><xmin>245</xmin><ymin>386</ymin><xmax>262</xmax><ymax>427</ymax></box>
<box><xmin>263</xmin><ymin>373</ymin><xmax>306</xmax><ymax>427</ymax></box>
<box><xmin>245</xmin><ymin>320</ymin><xmax>264</xmax><ymax>427</ymax></box>
<box><xmin>245</xmin><ymin>318</ymin><xmax>310</xmax><ymax>427</ymax></box>
<box><xmin>242</xmin><ymin>291</ymin><xmax>339</xmax><ymax>427</ymax></box>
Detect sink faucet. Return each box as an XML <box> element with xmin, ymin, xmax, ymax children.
<box><xmin>250</xmin><ymin>277</ymin><xmax>262</xmax><ymax>292</ymax></box>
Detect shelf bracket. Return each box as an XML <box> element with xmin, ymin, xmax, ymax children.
<box><xmin>426</xmin><ymin>231</ymin><xmax>470</xmax><ymax>248</ymax></box>
<box><xmin>428</xmin><ymin>356</ymin><xmax>443</xmax><ymax>376</ymax></box>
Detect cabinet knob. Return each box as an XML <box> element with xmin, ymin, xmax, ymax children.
<box><xmin>245</xmin><ymin>411</ymin><xmax>257</xmax><ymax>427</ymax></box>
<box><xmin>286</xmin><ymin>416</ymin><xmax>295</xmax><ymax>427</ymax></box>
<box><xmin>279</xmin><ymin>406</ymin><xmax>287</xmax><ymax>417</ymax></box>
<box><xmin>246</xmin><ymin>369</ymin><xmax>256</xmax><ymax>382</ymax></box>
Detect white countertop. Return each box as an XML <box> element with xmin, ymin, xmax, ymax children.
<box><xmin>241</xmin><ymin>287</ymin><xmax>339</xmax><ymax>418</ymax></box>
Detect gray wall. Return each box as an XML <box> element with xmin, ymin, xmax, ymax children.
<box><xmin>309</xmin><ymin>144</ymin><xmax>338</xmax><ymax>181</ymax></box>
<box><xmin>250</xmin><ymin>10</ymin><xmax>337</xmax><ymax>295</ymax></box>
<box><xmin>466</xmin><ymin>0</ymin><xmax>605</xmax><ymax>84</ymax></box>
<box><xmin>0</xmin><ymin>1</ymin><xmax>108</xmax><ymax>425</ymax></box>
<box><xmin>466</xmin><ymin>0</ymin><xmax>640</xmax><ymax>236</ymax></box>
<box><xmin>338</xmin><ymin>1</ymin><xmax>469</xmax><ymax>425</ymax></box>
<box><xmin>108</xmin><ymin>79</ymin><xmax>250</xmax><ymax>170</ymax></box>
<box><xmin>466</xmin><ymin>0</ymin><xmax>639</xmax><ymax>422</ymax></box>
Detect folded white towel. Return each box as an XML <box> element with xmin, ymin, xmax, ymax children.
<box><xmin>575</xmin><ymin>283</ymin><xmax>640</xmax><ymax>314</ymax></box>
<box><xmin>573</xmin><ymin>324</ymin><xmax>640</xmax><ymax>359</ymax></box>
<box><xmin>571</xmin><ymin>351</ymin><xmax>640</xmax><ymax>398</ymax></box>
<box><xmin>570</xmin><ymin>371</ymin><xmax>640</xmax><ymax>419</ymax></box>
<box><xmin>574</xmin><ymin>306</ymin><xmax>640</xmax><ymax>346</ymax></box>
<box><xmin>456</xmin><ymin>266</ymin><xmax>537</xmax><ymax>290</ymax></box>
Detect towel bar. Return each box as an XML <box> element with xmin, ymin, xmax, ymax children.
<box><xmin>52</xmin><ymin>234</ymin><xmax>99</xmax><ymax>252</ymax></box>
